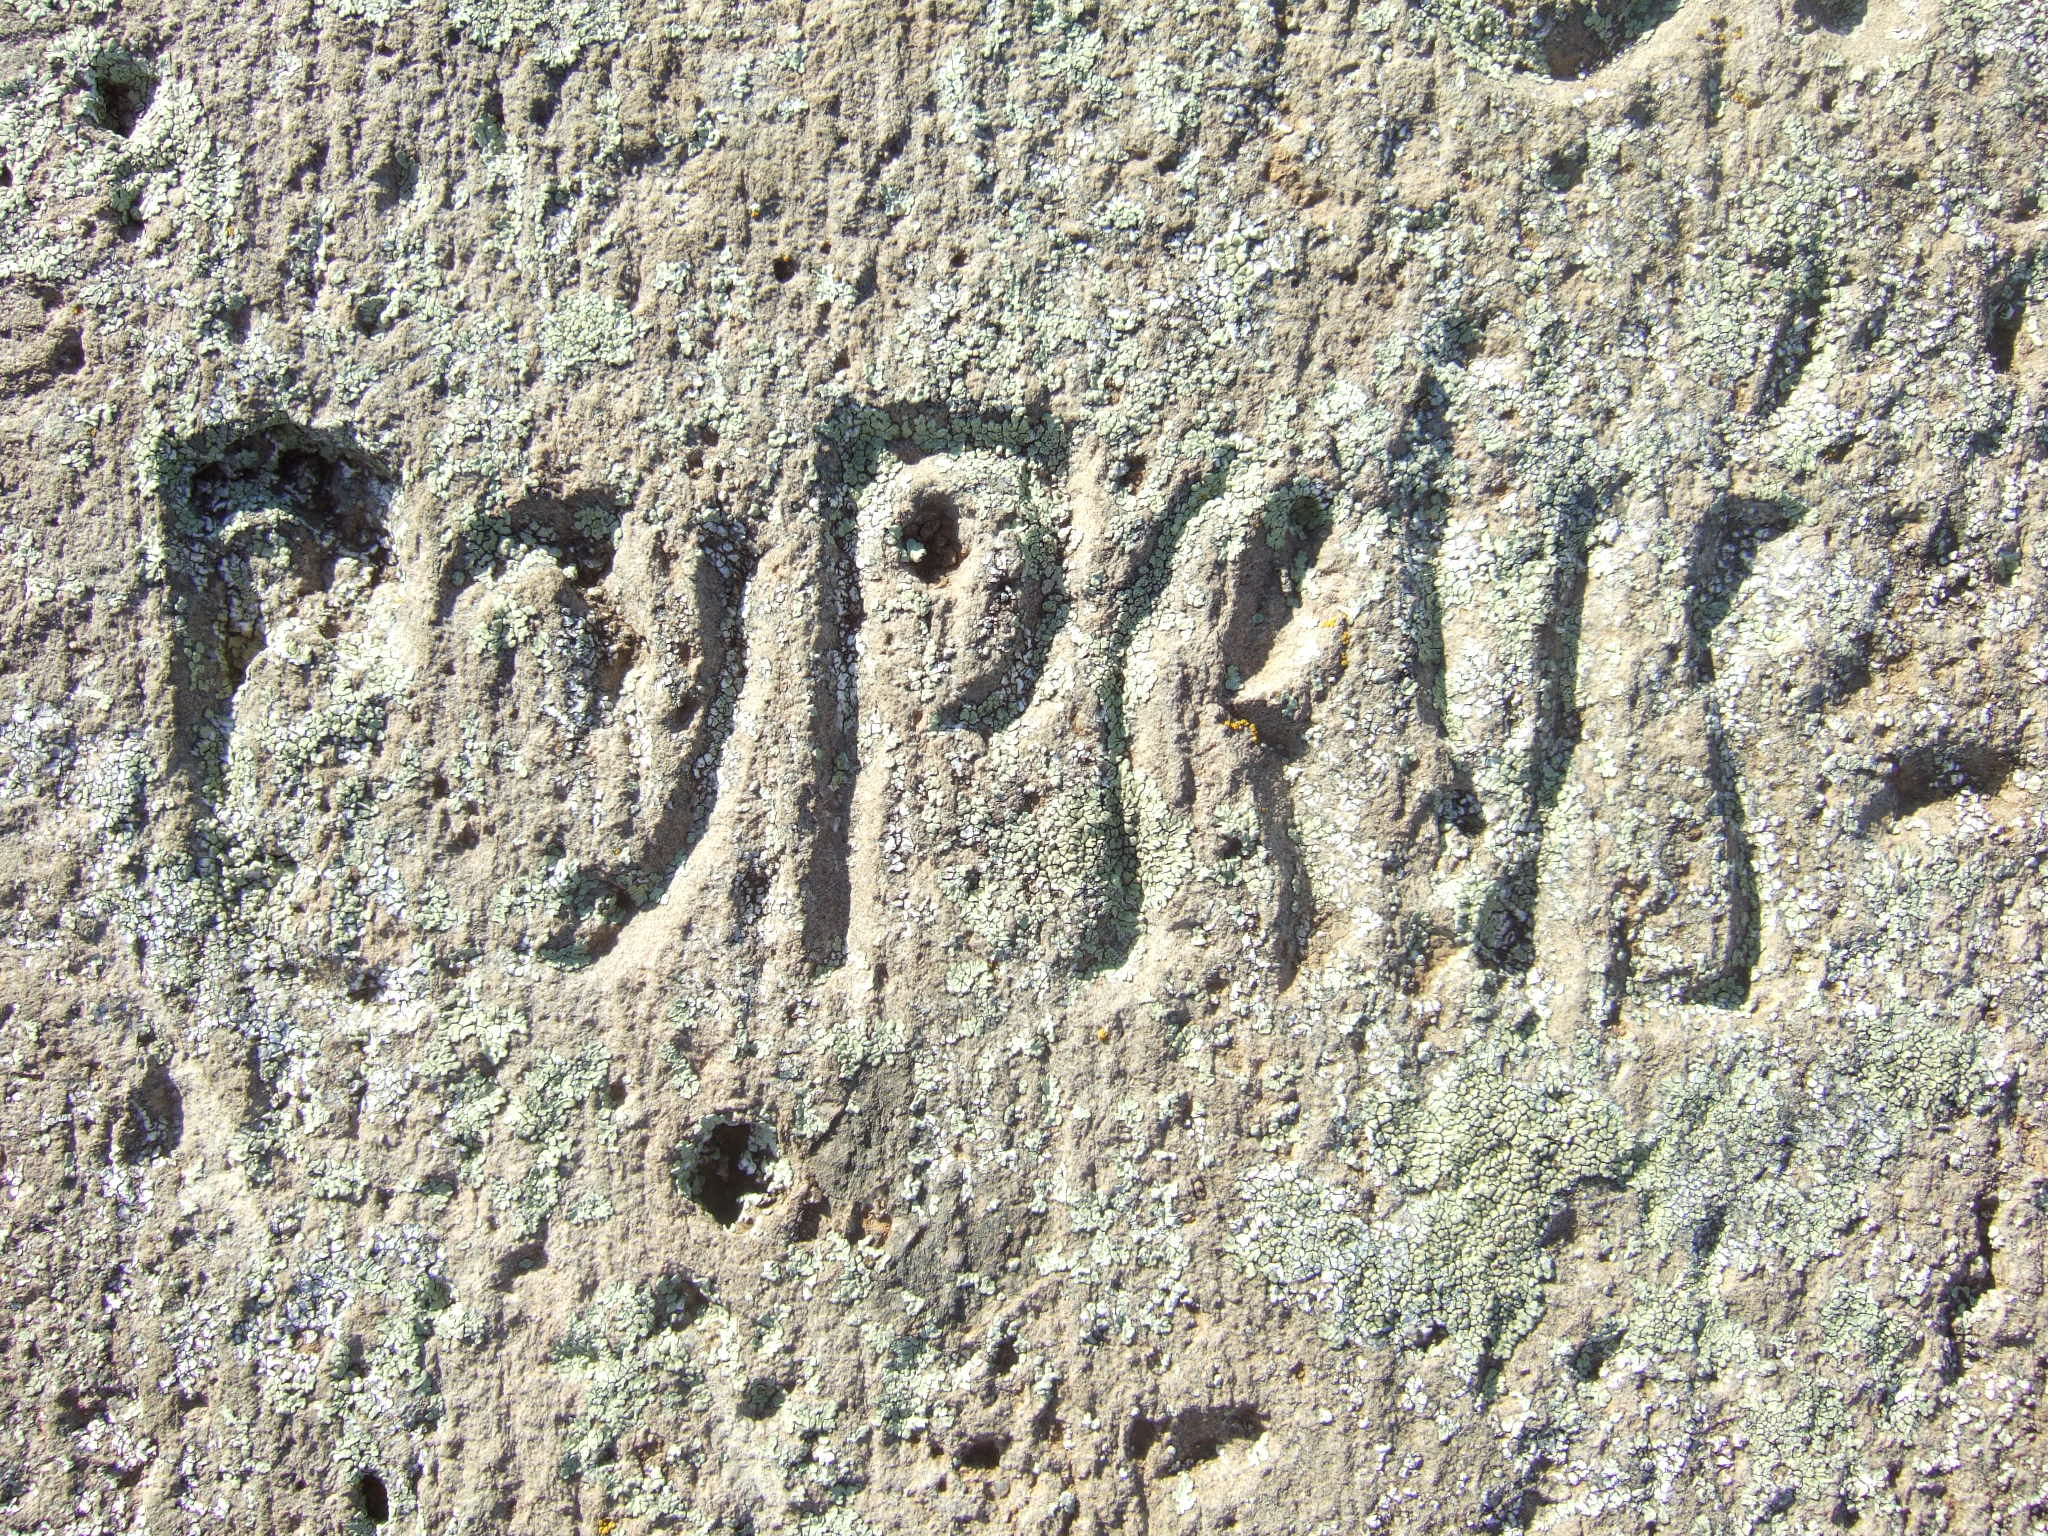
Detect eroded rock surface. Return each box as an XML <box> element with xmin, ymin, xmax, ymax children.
<box><xmin>1</xmin><ymin>0</ymin><xmax>2045</xmax><ymax>1531</ymax></box>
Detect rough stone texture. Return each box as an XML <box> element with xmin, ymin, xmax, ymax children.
<box><xmin>1</xmin><ymin>0</ymin><xmax>2045</xmax><ymax>1530</ymax></box>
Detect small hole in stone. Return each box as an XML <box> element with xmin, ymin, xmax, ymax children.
<box><xmin>1542</xmin><ymin>144</ymin><xmax>1587</xmax><ymax>192</ymax></box>
<box><xmin>1876</xmin><ymin>741</ymin><xmax>2011</xmax><ymax>825</ymax></box>
<box><xmin>990</xmin><ymin>1336</ymin><xmax>1019</xmax><ymax>1375</ymax></box>
<box><xmin>0</xmin><ymin>166</ymin><xmax>12</xmax><ymax>188</ymax></box>
<box><xmin>475</xmin><ymin>91</ymin><xmax>505</xmax><ymax>149</ymax></box>
<box><xmin>117</xmin><ymin>1062</ymin><xmax>183</xmax><ymax>1162</ymax></box>
<box><xmin>353</xmin><ymin>1471</ymin><xmax>389</xmax><ymax>1525</ymax></box>
<box><xmin>675</xmin><ymin>1115</ymin><xmax>779</xmax><ymax>1226</ymax></box>
<box><xmin>1796</xmin><ymin>0</ymin><xmax>1867</xmax><ymax>31</ymax></box>
<box><xmin>369</xmin><ymin>150</ymin><xmax>418</xmax><ymax>211</ymax></box>
<box><xmin>954</xmin><ymin>1433</ymin><xmax>1007</xmax><ymax>1471</ymax></box>
<box><xmin>88</xmin><ymin>50</ymin><xmax>156</xmax><ymax>138</ymax></box>
<box><xmin>901</xmin><ymin>488</ymin><xmax>963</xmax><ymax>581</ymax></box>
<box><xmin>949</xmin><ymin>249</ymin><xmax>968</xmax><ymax>270</ymax></box>
<box><xmin>47</xmin><ymin>329</ymin><xmax>85</xmax><ymax>375</ymax></box>
<box><xmin>352</xmin><ymin>294</ymin><xmax>390</xmax><ymax>337</ymax></box>
<box><xmin>1987</xmin><ymin>270</ymin><xmax>2029</xmax><ymax>374</ymax></box>
<box><xmin>791</xmin><ymin>1193</ymin><xmax>827</xmax><ymax>1241</ymax></box>
<box><xmin>1566</xmin><ymin>1327</ymin><xmax>1625</xmax><ymax>1381</ymax></box>
<box><xmin>737</xmin><ymin>1377</ymin><xmax>786</xmax><ymax>1420</ymax></box>
<box><xmin>1436</xmin><ymin>791</ymin><xmax>1484</xmax><ymax>838</ymax></box>
<box><xmin>1125</xmin><ymin>1414</ymin><xmax>1164</xmax><ymax>1461</ymax></box>
<box><xmin>658</xmin><ymin>1272</ymin><xmax>708</xmax><ymax>1328</ymax></box>
<box><xmin>1160</xmin><ymin>1403</ymin><xmax>1264</xmax><ymax>1472</ymax></box>
<box><xmin>492</xmin><ymin>1239</ymin><xmax>547</xmax><ymax>1288</ymax></box>
<box><xmin>772</xmin><ymin>255</ymin><xmax>797</xmax><ymax>283</ymax></box>
<box><xmin>1542</xmin><ymin>15</ymin><xmax>1610</xmax><ymax>79</ymax></box>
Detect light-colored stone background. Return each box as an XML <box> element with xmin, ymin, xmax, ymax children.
<box><xmin>0</xmin><ymin>0</ymin><xmax>2044</xmax><ymax>1530</ymax></box>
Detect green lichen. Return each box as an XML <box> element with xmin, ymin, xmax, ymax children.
<box><xmin>1238</xmin><ymin>1053</ymin><xmax>1630</xmax><ymax>1368</ymax></box>
<box><xmin>549</xmin><ymin>1278</ymin><xmax>702</xmax><ymax>1483</ymax></box>
<box><xmin>540</xmin><ymin>292</ymin><xmax>639</xmax><ymax>376</ymax></box>
<box><xmin>450</xmin><ymin>0</ymin><xmax>629</xmax><ymax>66</ymax></box>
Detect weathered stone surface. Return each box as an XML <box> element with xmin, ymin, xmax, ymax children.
<box><xmin>1</xmin><ymin>0</ymin><xmax>2044</xmax><ymax>1530</ymax></box>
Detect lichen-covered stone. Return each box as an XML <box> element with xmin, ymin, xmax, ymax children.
<box><xmin>0</xmin><ymin>0</ymin><xmax>2043</xmax><ymax>1531</ymax></box>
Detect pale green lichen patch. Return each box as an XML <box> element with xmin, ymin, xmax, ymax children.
<box><xmin>548</xmin><ymin>1278</ymin><xmax>703</xmax><ymax>1483</ymax></box>
<box><xmin>540</xmin><ymin>292</ymin><xmax>639</xmax><ymax>376</ymax></box>
<box><xmin>1237</xmin><ymin>1053</ymin><xmax>1631</xmax><ymax>1367</ymax></box>
<box><xmin>450</xmin><ymin>0</ymin><xmax>630</xmax><ymax>65</ymax></box>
